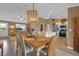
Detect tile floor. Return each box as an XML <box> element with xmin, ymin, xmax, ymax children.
<box><xmin>55</xmin><ymin>37</ymin><xmax>79</xmax><ymax>56</ymax></box>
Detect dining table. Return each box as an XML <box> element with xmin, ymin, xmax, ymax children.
<box><xmin>24</xmin><ymin>37</ymin><xmax>50</xmax><ymax>56</ymax></box>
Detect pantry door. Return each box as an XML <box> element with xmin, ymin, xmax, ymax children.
<box><xmin>74</xmin><ymin>16</ymin><xmax>79</xmax><ymax>53</ymax></box>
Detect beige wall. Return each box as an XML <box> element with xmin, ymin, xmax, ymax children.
<box><xmin>68</xmin><ymin>6</ymin><xmax>79</xmax><ymax>48</ymax></box>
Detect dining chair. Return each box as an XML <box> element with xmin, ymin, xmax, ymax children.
<box><xmin>16</xmin><ymin>32</ymin><xmax>33</xmax><ymax>56</ymax></box>
<box><xmin>16</xmin><ymin>32</ymin><xmax>23</xmax><ymax>56</ymax></box>
<box><xmin>20</xmin><ymin>32</ymin><xmax>33</xmax><ymax>47</ymax></box>
<box><xmin>40</xmin><ymin>36</ymin><xmax>57</xmax><ymax>56</ymax></box>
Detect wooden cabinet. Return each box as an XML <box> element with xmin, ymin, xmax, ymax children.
<box><xmin>73</xmin><ymin>17</ymin><xmax>79</xmax><ymax>53</ymax></box>
<box><xmin>8</xmin><ymin>22</ymin><xmax>16</xmax><ymax>37</ymax></box>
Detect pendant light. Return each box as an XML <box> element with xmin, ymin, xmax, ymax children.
<box><xmin>27</xmin><ymin>3</ymin><xmax>38</xmax><ymax>23</ymax></box>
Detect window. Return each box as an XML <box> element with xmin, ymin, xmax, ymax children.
<box><xmin>16</xmin><ymin>24</ymin><xmax>26</xmax><ymax>32</ymax></box>
<box><xmin>0</xmin><ymin>23</ymin><xmax>7</xmax><ymax>31</ymax></box>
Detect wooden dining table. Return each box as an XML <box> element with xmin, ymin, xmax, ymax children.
<box><xmin>24</xmin><ymin>37</ymin><xmax>50</xmax><ymax>56</ymax></box>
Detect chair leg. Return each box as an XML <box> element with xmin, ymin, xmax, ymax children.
<box><xmin>1</xmin><ymin>47</ymin><xmax>3</xmax><ymax>56</ymax></box>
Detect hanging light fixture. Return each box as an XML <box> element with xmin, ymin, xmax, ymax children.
<box><xmin>27</xmin><ymin>3</ymin><xmax>38</xmax><ymax>23</ymax></box>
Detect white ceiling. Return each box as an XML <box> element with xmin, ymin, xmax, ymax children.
<box><xmin>0</xmin><ymin>3</ymin><xmax>79</xmax><ymax>21</ymax></box>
